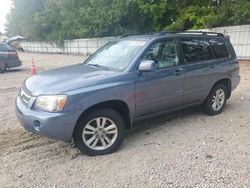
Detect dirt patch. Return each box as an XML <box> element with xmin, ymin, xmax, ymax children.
<box><xmin>0</xmin><ymin>53</ymin><xmax>249</xmax><ymax>187</ymax></box>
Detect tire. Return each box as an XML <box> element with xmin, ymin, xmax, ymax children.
<box><xmin>18</xmin><ymin>47</ymin><xmax>24</xmax><ymax>52</ymax></box>
<box><xmin>0</xmin><ymin>63</ymin><xmax>6</xmax><ymax>73</ymax></box>
<box><xmin>73</xmin><ymin>108</ymin><xmax>125</xmax><ymax>156</ymax></box>
<box><xmin>203</xmin><ymin>84</ymin><xmax>228</xmax><ymax>115</ymax></box>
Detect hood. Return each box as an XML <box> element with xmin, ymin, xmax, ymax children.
<box><xmin>24</xmin><ymin>64</ymin><xmax>116</xmax><ymax>95</ymax></box>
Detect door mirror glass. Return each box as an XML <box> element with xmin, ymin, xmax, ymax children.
<box><xmin>138</xmin><ymin>60</ymin><xmax>156</xmax><ymax>72</ymax></box>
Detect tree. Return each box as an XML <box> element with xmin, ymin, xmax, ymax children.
<box><xmin>59</xmin><ymin>0</ymin><xmax>150</xmax><ymax>38</ymax></box>
<box><xmin>165</xmin><ymin>5</ymin><xmax>218</xmax><ymax>31</ymax></box>
<box><xmin>6</xmin><ymin>0</ymin><xmax>45</xmax><ymax>40</ymax></box>
<box><xmin>229</xmin><ymin>0</ymin><xmax>250</xmax><ymax>25</ymax></box>
<box><xmin>5</xmin><ymin>0</ymin><xmax>250</xmax><ymax>42</ymax></box>
<box><xmin>137</xmin><ymin>0</ymin><xmax>177</xmax><ymax>31</ymax></box>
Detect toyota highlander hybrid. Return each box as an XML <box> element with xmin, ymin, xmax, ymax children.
<box><xmin>15</xmin><ymin>31</ymin><xmax>240</xmax><ymax>156</ymax></box>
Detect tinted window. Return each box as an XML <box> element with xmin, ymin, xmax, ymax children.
<box><xmin>209</xmin><ymin>39</ymin><xmax>229</xmax><ymax>58</ymax></box>
<box><xmin>181</xmin><ymin>38</ymin><xmax>213</xmax><ymax>63</ymax></box>
<box><xmin>142</xmin><ymin>40</ymin><xmax>178</xmax><ymax>69</ymax></box>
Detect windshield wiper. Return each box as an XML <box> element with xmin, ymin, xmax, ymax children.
<box><xmin>87</xmin><ymin>64</ymin><xmax>110</xmax><ymax>70</ymax></box>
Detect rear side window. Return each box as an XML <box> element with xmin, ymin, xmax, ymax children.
<box><xmin>181</xmin><ymin>38</ymin><xmax>213</xmax><ymax>63</ymax></box>
<box><xmin>0</xmin><ymin>44</ymin><xmax>7</xmax><ymax>52</ymax></box>
<box><xmin>209</xmin><ymin>38</ymin><xmax>229</xmax><ymax>58</ymax></box>
<box><xmin>0</xmin><ymin>43</ymin><xmax>13</xmax><ymax>52</ymax></box>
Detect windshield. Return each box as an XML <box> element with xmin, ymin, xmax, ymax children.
<box><xmin>85</xmin><ymin>40</ymin><xmax>146</xmax><ymax>70</ymax></box>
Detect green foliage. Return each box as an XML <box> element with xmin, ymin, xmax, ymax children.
<box><xmin>165</xmin><ymin>5</ymin><xmax>219</xmax><ymax>31</ymax></box>
<box><xmin>229</xmin><ymin>0</ymin><xmax>250</xmax><ymax>25</ymax></box>
<box><xmin>5</xmin><ymin>0</ymin><xmax>250</xmax><ymax>43</ymax></box>
<box><xmin>138</xmin><ymin>0</ymin><xmax>177</xmax><ymax>30</ymax></box>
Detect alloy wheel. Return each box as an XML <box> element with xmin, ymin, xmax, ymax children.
<box><xmin>82</xmin><ymin>117</ymin><xmax>118</xmax><ymax>150</ymax></box>
<box><xmin>211</xmin><ymin>88</ymin><xmax>225</xmax><ymax>111</ymax></box>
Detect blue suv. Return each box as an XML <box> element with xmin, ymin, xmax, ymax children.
<box><xmin>15</xmin><ymin>32</ymin><xmax>240</xmax><ymax>156</ymax></box>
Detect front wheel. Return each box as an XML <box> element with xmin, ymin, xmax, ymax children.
<box><xmin>203</xmin><ymin>84</ymin><xmax>228</xmax><ymax>115</ymax></box>
<box><xmin>73</xmin><ymin>108</ymin><xmax>125</xmax><ymax>156</ymax></box>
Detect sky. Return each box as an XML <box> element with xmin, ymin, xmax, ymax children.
<box><xmin>0</xmin><ymin>0</ymin><xmax>12</xmax><ymax>33</ymax></box>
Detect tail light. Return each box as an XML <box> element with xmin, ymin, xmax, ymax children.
<box><xmin>8</xmin><ymin>52</ymin><xmax>19</xmax><ymax>60</ymax></box>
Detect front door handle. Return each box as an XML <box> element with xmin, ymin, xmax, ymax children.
<box><xmin>173</xmin><ymin>68</ymin><xmax>184</xmax><ymax>75</ymax></box>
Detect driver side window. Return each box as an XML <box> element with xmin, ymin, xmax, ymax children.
<box><xmin>142</xmin><ymin>40</ymin><xmax>178</xmax><ymax>69</ymax></box>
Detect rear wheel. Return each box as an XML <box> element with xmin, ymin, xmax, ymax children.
<box><xmin>0</xmin><ymin>63</ymin><xmax>6</xmax><ymax>73</ymax></box>
<box><xmin>203</xmin><ymin>84</ymin><xmax>228</xmax><ymax>115</ymax></box>
<box><xmin>73</xmin><ymin>108</ymin><xmax>125</xmax><ymax>156</ymax></box>
<box><xmin>18</xmin><ymin>47</ymin><xmax>24</xmax><ymax>52</ymax></box>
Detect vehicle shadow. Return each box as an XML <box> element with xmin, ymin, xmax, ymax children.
<box><xmin>127</xmin><ymin>106</ymin><xmax>202</xmax><ymax>136</ymax></box>
<box><xmin>124</xmin><ymin>101</ymin><xmax>238</xmax><ymax>149</ymax></box>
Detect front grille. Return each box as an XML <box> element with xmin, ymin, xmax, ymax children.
<box><xmin>20</xmin><ymin>88</ymin><xmax>31</xmax><ymax>106</ymax></box>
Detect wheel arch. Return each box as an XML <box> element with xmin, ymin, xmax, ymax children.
<box><xmin>75</xmin><ymin>100</ymin><xmax>132</xmax><ymax>131</ymax></box>
<box><xmin>211</xmin><ymin>78</ymin><xmax>232</xmax><ymax>99</ymax></box>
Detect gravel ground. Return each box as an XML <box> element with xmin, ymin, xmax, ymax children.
<box><xmin>0</xmin><ymin>53</ymin><xmax>249</xmax><ymax>188</ymax></box>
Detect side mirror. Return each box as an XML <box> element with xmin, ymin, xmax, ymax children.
<box><xmin>138</xmin><ymin>60</ymin><xmax>156</xmax><ymax>72</ymax></box>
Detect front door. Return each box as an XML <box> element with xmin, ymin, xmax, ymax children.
<box><xmin>135</xmin><ymin>39</ymin><xmax>184</xmax><ymax>117</ymax></box>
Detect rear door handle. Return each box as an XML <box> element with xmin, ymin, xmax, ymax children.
<box><xmin>173</xmin><ymin>68</ymin><xmax>184</xmax><ymax>75</ymax></box>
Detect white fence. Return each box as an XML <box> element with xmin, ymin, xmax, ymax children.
<box><xmin>20</xmin><ymin>37</ymin><xmax>114</xmax><ymax>55</ymax></box>
<box><xmin>20</xmin><ymin>25</ymin><xmax>250</xmax><ymax>59</ymax></box>
<box><xmin>210</xmin><ymin>25</ymin><xmax>250</xmax><ymax>59</ymax></box>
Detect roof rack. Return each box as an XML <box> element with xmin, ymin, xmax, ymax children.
<box><xmin>154</xmin><ymin>31</ymin><xmax>224</xmax><ymax>37</ymax></box>
<box><xmin>119</xmin><ymin>31</ymin><xmax>225</xmax><ymax>39</ymax></box>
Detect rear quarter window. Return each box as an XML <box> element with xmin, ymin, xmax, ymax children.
<box><xmin>209</xmin><ymin>38</ymin><xmax>229</xmax><ymax>58</ymax></box>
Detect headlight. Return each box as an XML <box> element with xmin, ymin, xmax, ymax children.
<box><xmin>34</xmin><ymin>95</ymin><xmax>68</xmax><ymax>112</ymax></box>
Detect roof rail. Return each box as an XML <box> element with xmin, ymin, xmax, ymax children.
<box><xmin>153</xmin><ymin>31</ymin><xmax>224</xmax><ymax>37</ymax></box>
<box><xmin>177</xmin><ymin>31</ymin><xmax>224</xmax><ymax>37</ymax></box>
<box><xmin>119</xmin><ymin>31</ymin><xmax>225</xmax><ymax>39</ymax></box>
<box><xmin>153</xmin><ymin>31</ymin><xmax>176</xmax><ymax>36</ymax></box>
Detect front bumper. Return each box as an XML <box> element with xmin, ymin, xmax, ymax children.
<box><xmin>15</xmin><ymin>96</ymin><xmax>82</xmax><ymax>142</ymax></box>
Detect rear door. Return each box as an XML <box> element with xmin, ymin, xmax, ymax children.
<box><xmin>0</xmin><ymin>44</ymin><xmax>9</xmax><ymax>69</ymax></box>
<box><xmin>0</xmin><ymin>43</ymin><xmax>9</xmax><ymax>61</ymax></box>
<box><xmin>135</xmin><ymin>39</ymin><xmax>184</xmax><ymax>116</ymax></box>
<box><xmin>180</xmin><ymin>37</ymin><xmax>220</xmax><ymax>104</ymax></box>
